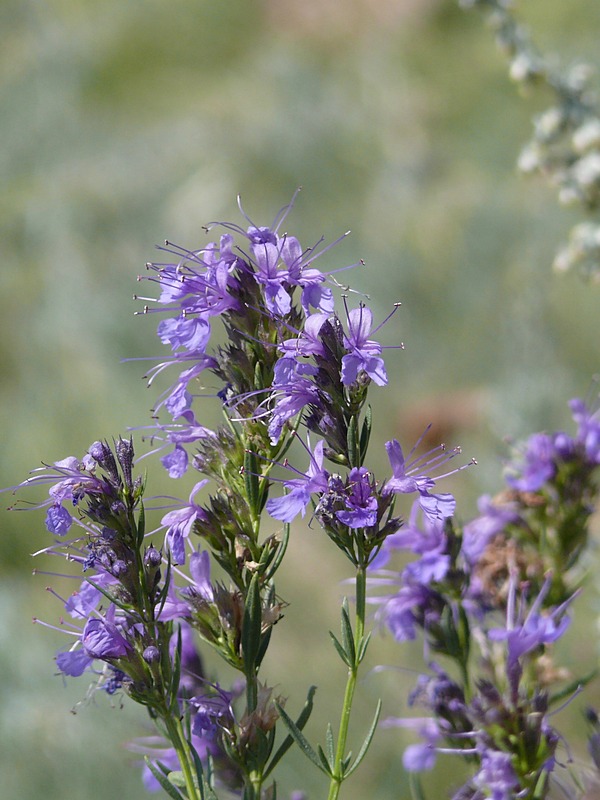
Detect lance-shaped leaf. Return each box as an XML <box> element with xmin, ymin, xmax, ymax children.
<box><xmin>244</xmin><ymin>448</ymin><xmax>261</xmax><ymax>522</ymax></box>
<box><xmin>343</xmin><ymin>699</ymin><xmax>382</xmax><ymax>778</ymax></box>
<box><xmin>189</xmin><ymin>743</ymin><xmax>218</xmax><ymax>800</ymax></box>
<box><xmin>360</xmin><ymin>405</ymin><xmax>372</xmax><ymax>465</ymax></box>
<box><xmin>143</xmin><ymin>758</ymin><xmax>185</xmax><ymax>800</ymax></box>
<box><xmin>329</xmin><ymin>631</ymin><xmax>352</xmax><ymax>668</ymax></box>
<box><xmin>168</xmin><ymin>624</ymin><xmax>183</xmax><ymax>713</ymax></box>
<box><xmin>340</xmin><ymin>598</ymin><xmax>356</xmax><ymax>668</ymax></box>
<box><xmin>136</xmin><ymin>501</ymin><xmax>147</xmax><ymax>547</ymax></box>
<box><xmin>275</xmin><ymin>700</ymin><xmax>332</xmax><ymax>776</ymax></box>
<box><xmin>264</xmin><ymin>686</ymin><xmax>317</xmax><ymax>777</ymax></box>
<box><xmin>242</xmin><ymin>572</ymin><xmax>262</xmax><ymax>675</ymax></box>
<box><xmin>347</xmin><ymin>415</ymin><xmax>359</xmax><ymax>469</ymax></box>
<box><xmin>356</xmin><ymin>631</ymin><xmax>372</xmax><ymax>665</ymax></box>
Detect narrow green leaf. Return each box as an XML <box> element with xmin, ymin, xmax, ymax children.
<box><xmin>244</xmin><ymin>449</ymin><xmax>260</xmax><ymax>519</ymax></box>
<box><xmin>347</xmin><ymin>415</ymin><xmax>359</xmax><ymax>468</ymax></box>
<box><xmin>168</xmin><ymin>625</ymin><xmax>183</xmax><ymax>712</ymax></box>
<box><xmin>409</xmin><ymin>771</ymin><xmax>427</xmax><ymax>800</ymax></box>
<box><xmin>275</xmin><ymin>702</ymin><xmax>331</xmax><ymax>776</ymax></box>
<box><xmin>189</xmin><ymin>735</ymin><xmax>219</xmax><ymax>800</ymax></box>
<box><xmin>264</xmin><ymin>686</ymin><xmax>317</xmax><ymax>778</ymax></box>
<box><xmin>359</xmin><ymin>405</ymin><xmax>372</xmax><ymax>464</ymax></box>
<box><xmin>344</xmin><ymin>699</ymin><xmax>382</xmax><ymax>778</ymax></box>
<box><xmin>329</xmin><ymin>631</ymin><xmax>352</xmax><ymax>667</ymax></box>
<box><xmin>143</xmin><ymin>758</ymin><xmax>185</xmax><ymax>800</ymax></box>
<box><xmin>356</xmin><ymin>631</ymin><xmax>372</xmax><ymax>664</ymax></box>
<box><xmin>264</xmin><ymin>524</ymin><xmax>290</xmax><ymax>583</ymax></box>
<box><xmin>325</xmin><ymin>722</ymin><xmax>335</xmax><ymax>766</ymax></box>
<box><xmin>153</xmin><ymin>554</ymin><xmax>173</xmax><ymax>621</ymax></box>
<box><xmin>549</xmin><ymin>667</ymin><xmax>599</xmax><ymax>706</ymax></box>
<box><xmin>317</xmin><ymin>744</ymin><xmax>333</xmax><ymax>774</ymax></box>
<box><xmin>255</xmin><ymin>624</ymin><xmax>272</xmax><ymax>670</ymax></box>
<box><xmin>340</xmin><ymin>599</ymin><xmax>356</xmax><ymax>668</ymax></box>
<box><xmin>242</xmin><ymin>573</ymin><xmax>262</xmax><ymax>675</ymax></box>
<box><xmin>137</xmin><ymin>501</ymin><xmax>146</xmax><ymax>545</ymax></box>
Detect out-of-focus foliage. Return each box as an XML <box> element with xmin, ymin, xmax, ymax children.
<box><xmin>2</xmin><ymin>1</ymin><xmax>600</xmax><ymax>798</ymax></box>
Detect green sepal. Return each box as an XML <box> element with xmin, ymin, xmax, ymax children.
<box><xmin>143</xmin><ymin>758</ymin><xmax>185</xmax><ymax>799</ymax></box>
<box><xmin>242</xmin><ymin>572</ymin><xmax>262</xmax><ymax>675</ymax></box>
<box><xmin>275</xmin><ymin>701</ymin><xmax>331</xmax><ymax>776</ymax></box>
<box><xmin>264</xmin><ymin>686</ymin><xmax>317</xmax><ymax>778</ymax></box>
<box><xmin>359</xmin><ymin>405</ymin><xmax>372</xmax><ymax>464</ymax></box>
<box><xmin>244</xmin><ymin>448</ymin><xmax>261</xmax><ymax>521</ymax></box>
<box><xmin>245</xmin><ymin>726</ymin><xmax>276</xmax><ymax>774</ymax></box>
<box><xmin>340</xmin><ymin>598</ymin><xmax>356</xmax><ymax>668</ymax></box>
<box><xmin>343</xmin><ymin>699</ymin><xmax>382</xmax><ymax>778</ymax></box>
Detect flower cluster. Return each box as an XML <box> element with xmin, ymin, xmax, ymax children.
<box><xmin>10</xmin><ymin>192</ymin><xmax>600</xmax><ymax>800</ymax></box>
<box><xmin>12</xmin><ymin>197</ymin><xmax>469</xmax><ymax>800</ymax></box>
<box><xmin>371</xmin><ymin>395</ymin><xmax>600</xmax><ymax>798</ymax></box>
<box><xmin>388</xmin><ymin>576</ymin><xmax>571</xmax><ymax>800</ymax></box>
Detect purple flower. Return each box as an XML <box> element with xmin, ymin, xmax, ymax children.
<box><xmin>82</xmin><ymin>606</ymin><xmax>132</xmax><ymax>660</ymax></box>
<box><xmin>252</xmin><ymin>239</ymin><xmax>293</xmax><ymax>316</ymax></box>
<box><xmin>266</xmin><ymin>439</ymin><xmax>329</xmax><ymax>523</ymax></box>
<box><xmin>161</xmin><ymin>480</ymin><xmax>209</xmax><ymax>564</ymax></box>
<box><xmin>370</xmin><ymin>500</ymin><xmax>448</xmax><ymax>570</ymax></box>
<box><xmin>505</xmin><ymin>432</ymin><xmax>557</xmax><ymax>492</ymax></box>
<box><xmin>267</xmin><ymin>370</ymin><xmax>326</xmax><ymax>444</ymax></box>
<box><xmin>157</xmin><ymin>314</ymin><xmax>211</xmax><ymax>354</ymax></box>
<box><xmin>335</xmin><ymin>467</ymin><xmax>378</xmax><ymax>528</ymax></box>
<box><xmin>15</xmin><ymin>451</ymin><xmax>108</xmax><ymax>520</ymax></box>
<box><xmin>462</xmin><ymin>494</ymin><xmax>520</xmax><ymax>566</ymax></box>
<box><xmin>382</xmin><ymin>438</ymin><xmax>459</xmax><ymax>521</ymax></box>
<box><xmin>488</xmin><ymin>574</ymin><xmax>575</xmax><ymax>694</ymax></box>
<box><xmin>190</xmin><ymin>683</ymin><xmax>234</xmax><ymax>737</ymax></box>
<box><xmin>65</xmin><ymin>571</ymin><xmax>118</xmax><ymax>618</ymax></box>
<box><xmin>45</xmin><ymin>503</ymin><xmax>73</xmax><ymax>535</ymax></box>
<box><xmin>472</xmin><ymin>749</ymin><xmax>519</xmax><ymax>800</ymax></box>
<box><xmin>571</xmin><ymin>396</ymin><xmax>600</xmax><ymax>464</ymax></box>
<box><xmin>375</xmin><ymin>580</ymin><xmax>443</xmax><ymax>642</ymax></box>
<box><xmin>340</xmin><ymin>304</ymin><xmax>388</xmax><ymax>387</ymax></box>
<box><xmin>188</xmin><ymin>549</ymin><xmax>215</xmax><ymax>602</ymax></box>
<box><xmin>277</xmin><ymin>313</ymin><xmax>329</xmax><ymax>360</ymax></box>
<box><xmin>135</xmin><ymin>415</ymin><xmax>216</xmax><ymax>478</ymax></box>
<box><xmin>56</xmin><ymin>648</ymin><xmax>94</xmax><ymax>677</ymax></box>
<box><xmin>380</xmin><ymin>717</ymin><xmax>442</xmax><ymax>771</ymax></box>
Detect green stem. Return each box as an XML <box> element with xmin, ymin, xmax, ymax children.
<box><xmin>327</xmin><ymin>566</ymin><xmax>367</xmax><ymax>800</ymax></box>
<box><xmin>163</xmin><ymin>712</ymin><xmax>203</xmax><ymax>800</ymax></box>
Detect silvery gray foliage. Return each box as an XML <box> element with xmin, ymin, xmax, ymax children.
<box><xmin>461</xmin><ymin>0</ymin><xmax>600</xmax><ymax>279</ymax></box>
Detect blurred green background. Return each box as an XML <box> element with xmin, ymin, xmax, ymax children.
<box><xmin>2</xmin><ymin>1</ymin><xmax>600</xmax><ymax>798</ymax></box>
